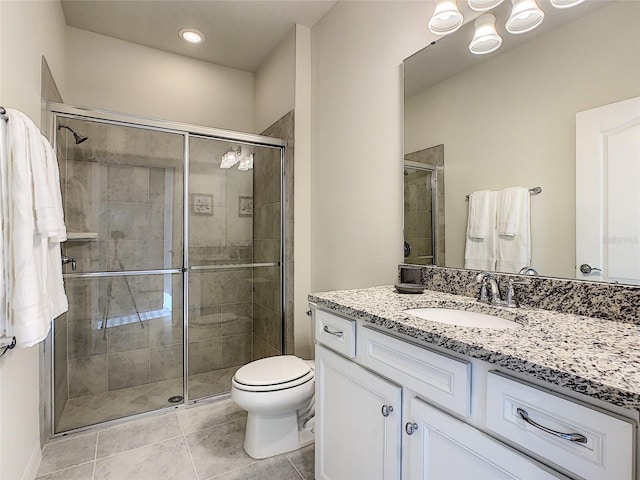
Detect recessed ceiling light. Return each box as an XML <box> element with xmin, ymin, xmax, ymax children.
<box><xmin>179</xmin><ymin>28</ymin><xmax>205</xmax><ymax>44</ymax></box>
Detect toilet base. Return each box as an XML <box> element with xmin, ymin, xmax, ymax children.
<box><xmin>243</xmin><ymin>410</ymin><xmax>314</xmax><ymax>459</ymax></box>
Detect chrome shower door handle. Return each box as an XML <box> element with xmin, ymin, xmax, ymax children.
<box><xmin>579</xmin><ymin>264</ymin><xmax>601</xmax><ymax>275</ymax></box>
<box><xmin>61</xmin><ymin>255</ymin><xmax>77</xmax><ymax>271</ymax></box>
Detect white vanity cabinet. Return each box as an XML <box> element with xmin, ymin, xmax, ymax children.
<box><xmin>405</xmin><ymin>396</ymin><xmax>560</xmax><ymax>479</ymax></box>
<box><xmin>313</xmin><ymin>307</ymin><xmax>636</xmax><ymax>480</ymax></box>
<box><xmin>315</xmin><ymin>344</ymin><xmax>402</xmax><ymax>480</ymax></box>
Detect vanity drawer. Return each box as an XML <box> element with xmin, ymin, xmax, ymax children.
<box><xmin>357</xmin><ymin>326</ymin><xmax>471</xmax><ymax>417</ymax></box>
<box><xmin>486</xmin><ymin>371</ymin><xmax>635</xmax><ymax>480</ymax></box>
<box><xmin>315</xmin><ymin>309</ymin><xmax>356</xmax><ymax>358</ymax></box>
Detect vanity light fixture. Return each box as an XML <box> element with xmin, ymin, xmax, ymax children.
<box><xmin>237</xmin><ymin>153</ymin><xmax>254</xmax><ymax>171</ymax></box>
<box><xmin>178</xmin><ymin>28</ymin><xmax>205</xmax><ymax>44</ymax></box>
<box><xmin>428</xmin><ymin>0</ymin><xmax>464</xmax><ymax>35</ymax></box>
<box><xmin>220</xmin><ymin>147</ymin><xmax>241</xmax><ymax>169</ymax></box>
<box><xmin>469</xmin><ymin>13</ymin><xmax>503</xmax><ymax>55</ymax></box>
<box><xmin>468</xmin><ymin>0</ymin><xmax>504</xmax><ymax>12</ymax></box>
<box><xmin>549</xmin><ymin>0</ymin><xmax>585</xmax><ymax>8</ymax></box>
<box><xmin>506</xmin><ymin>0</ymin><xmax>544</xmax><ymax>34</ymax></box>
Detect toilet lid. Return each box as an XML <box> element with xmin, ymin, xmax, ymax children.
<box><xmin>234</xmin><ymin>355</ymin><xmax>312</xmax><ymax>387</ymax></box>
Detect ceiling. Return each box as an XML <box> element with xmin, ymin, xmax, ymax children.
<box><xmin>61</xmin><ymin>0</ymin><xmax>337</xmax><ymax>72</ymax></box>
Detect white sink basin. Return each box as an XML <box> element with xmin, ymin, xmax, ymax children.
<box><xmin>404</xmin><ymin>308</ymin><xmax>521</xmax><ymax>329</ymax></box>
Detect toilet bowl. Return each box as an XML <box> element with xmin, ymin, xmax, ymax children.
<box><xmin>231</xmin><ymin>355</ymin><xmax>315</xmax><ymax>459</ymax></box>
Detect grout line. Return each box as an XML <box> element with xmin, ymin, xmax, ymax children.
<box><xmin>92</xmin><ymin>432</ymin><xmax>99</xmax><ymax>480</ymax></box>
<box><xmin>285</xmin><ymin>455</ymin><xmax>306</xmax><ymax>480</ymax></box>
<box><xmin>183</xmin><ymin>429</ymin><xmax>201</xmax><ymax>480</ymax></box>
<box><xmin>35</xmin><ymin>460</ymin><xmax>95</xmax><ymax>480</ymax></box>
<box><xmin>94</xmin><ymin>433</ymin><xmax>184</xmax><ymax>462</ymax></box>
<box><xmin>204</xmin><ymin>460</ymin><xmax>260</xmax><ymax>480</ymax></box>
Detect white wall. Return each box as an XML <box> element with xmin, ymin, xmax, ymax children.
<box><xmin>293</xmin><ymin>24</ymin><xmax>313</xmax><ymax>358</ymax></box>
<box><xmin>0</xmin><ymin>1</ymin><xmax>67</xmax><ymax>477</ymax></box>
<box><xmin>310</xmin><ymin>1</ymin><xmax>436</xmax><ymax>292</ymax></box>
<box><xmin>65</xmin><ymin>27</ymin><xmax>254</xmax><ymax>132</ymax></box>
<box><xmin>405</xmin><ymin>1</ymin><xmax>640</xmax><ymax>278</ymax></box>
<box><xmin>254</xmin><ymin>27</ymin><xmax>295</xmax><ymax>134</ymax></box>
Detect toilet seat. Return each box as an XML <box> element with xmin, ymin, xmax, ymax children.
<box><xmin>233</xmin><ymin>355</ymin><xmax>314</xmax><ymax>392</ymax></box>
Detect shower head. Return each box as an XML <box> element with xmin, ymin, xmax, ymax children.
<box><xmin>58</xmin><ymin>124</ymin><xmax>88</xmax><ymax>144</ymax></box>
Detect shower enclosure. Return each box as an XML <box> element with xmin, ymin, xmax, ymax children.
<box><xmin>48</xmin><ymin>104</ymin><xmax>286</xmax><ymax>434</ymax></box>
<box><xmin>404</xmin><ymin>164</ymin><xmax>437</xmax><ymax>265</ymax></box>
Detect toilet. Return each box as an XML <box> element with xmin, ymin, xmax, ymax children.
<box><xmin>231</xmin><ymin>355</ymin><xmax>315</xmax><ymax>459</ymax></box>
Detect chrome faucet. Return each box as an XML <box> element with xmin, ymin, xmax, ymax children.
<box><xmin>505</xmin><ymin>277</ymin><xmax>531</xmax><ymax>308</ymax></box>
<box><xmin>475</xmin><ymin>272</ymin><xmax>506</xmax><ymax>306</ymax></box>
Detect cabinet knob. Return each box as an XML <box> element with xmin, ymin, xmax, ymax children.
<box><xmin>381</xmin><ymin>405</ymin><xmax>394</xmax><ymax>417</ymax></box>
<box><xmin>405</xmin><ymin>422</ymin><xmax>418</xmax><ymax>435</ymax></box>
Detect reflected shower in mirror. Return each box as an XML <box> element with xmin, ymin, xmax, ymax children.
<box><xmin>403</xmin><ymin>0</ymin><xmax>640</xmax><ymax>283</ymax></box>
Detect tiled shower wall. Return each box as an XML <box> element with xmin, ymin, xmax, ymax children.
<box><xmin>55</xmin><ymin>119</ymin><xmax>185</xmax><ymax>429</ymax></box>
<box><xmin>187</xmin><ymin>136</ymin><xmax>254</xmax><ymax>378</ymax></box>
<box><xmin>254</xmin><ymin>111</ymin><xmax>294</xmax><ymax>358</ymax></box>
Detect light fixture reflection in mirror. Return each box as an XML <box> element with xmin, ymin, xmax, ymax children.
<box><xmin>469</xmin><ymin>13</ymin><xmax>502</xmax><ymax>55</ymax></box>
<box><xmin>429</xmin><ymin>0</ymin><xmax>464</xmax><ymax>35</ymax></box>
<box><xmin>506</xmin><ymin>0</ymin><xmax>545</xmax><ymax>34</ymax></box>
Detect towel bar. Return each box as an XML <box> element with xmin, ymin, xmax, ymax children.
<box><xmin>466</xmin><ymin>186</ymin><xmax>541</xmax><ymax>200</ymax></box>
<box><xmin>0</xmin><ymin>336</ymin><xmax>17</xmax><ymax>357</ymax></box>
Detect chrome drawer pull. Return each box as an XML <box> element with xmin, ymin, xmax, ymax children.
<box><xmin>405</xmin><ymin>422</ymin><xmax>418</xmax><ymax>435</ymax></box>
<box><xmin>516</xmin><ymin>408</ymin><xmax>587</xmax><ymax>444</ymax></box>
<box><xmin>381</xmin><ymin>405</ymin><xmax>394</xmax><ymax>417</ymax></box>
<box><xmin>323</xmin><ymin>325</ymin><xmax>344</xmax><ymax>337</ymax></box>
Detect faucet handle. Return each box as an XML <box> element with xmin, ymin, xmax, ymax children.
<box><xmin>506</xmin><ymin>277</ymin><xmax>531</xmax><ymax>308</ymax></box>
<box><xmin>475</xmin><ymin>272</ymin><xmax>490</xmax><ymax>303</ymax></box>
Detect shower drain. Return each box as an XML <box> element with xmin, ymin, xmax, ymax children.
<box><xmin>168</xmin><ymin>395</ymin><xmax>184</xmax><ymax>403</ymax></box>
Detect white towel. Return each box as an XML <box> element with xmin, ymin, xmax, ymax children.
<box><xmin>467</xmin><ymin>190</ymin><xmax>493</xmax><ymax>239</ymax></box>
<box><xmin>497</xmin><ymin>187</ymin><xmax>531</xmax><ymax>273</ymax></box>
<box><xmin>464</xmin><ymin>190</ymin><xmax>498</xmax><ymax>271</ymax></box>
<box><xmin>497</xmin><ymin>186</ymin><xmax>528</xmax><ymax>237</ymax></box>
<box><xmin>5</xmin><ymin>109</ymin><xmax>68</xmax><ymax>347</ymax></box>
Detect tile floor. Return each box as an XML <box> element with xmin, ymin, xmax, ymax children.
<box><xmin>40</xmin><ymin>398</ymin><xmax>314</xmax><ymax>480</ymax></box>
<box><xmin>57</xmin><ymin>367</ymin><xmax>239</xmax><ymax>432</ymax></box>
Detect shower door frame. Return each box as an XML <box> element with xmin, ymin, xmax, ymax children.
<box><xmin>45</xmin><ymin>102</ymin><xmax>287</xmax><ymax>437</ymax></box>
<box><xmin>403</xmin><ymin>161</ymin><xmax>438</xmax><ymax>266</ymax></box>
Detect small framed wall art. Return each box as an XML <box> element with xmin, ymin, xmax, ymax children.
<box><xmin>191</xmin><ymin>193</ymin><xmax>213</xmax><ymax>215</ymax></box>
<box><xmin>239</xmin><ymin>196</ymin><xmax>253</xmax><ymax>217</ymax></box>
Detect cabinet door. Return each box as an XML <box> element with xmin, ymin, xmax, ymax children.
<box><xmin>405</xmin><ymin>397</ymin><xmax>563</xmax><ymax>480</ymax></box>
<box><xmin>316</xmin><ymin>345</ymin><xmax>402</xmax><ymax>480</ymax></box>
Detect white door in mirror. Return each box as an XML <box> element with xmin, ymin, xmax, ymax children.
<box><xmin>576</xmin><ymin>96</ymin><xmax>640</xmax><ymax>285</ymax></box>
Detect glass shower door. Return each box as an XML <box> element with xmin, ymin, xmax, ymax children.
<box><xmin>404</xmin><ymin>166</ymin><xmax>436</xmax><ymax>265</ymax></box>
<box><xmin>53</xmin><ymin>116</ymin><xmax>185</xmax><ymax>432</ymax></box>
<box><xmin>187</xmin><ymin>136</ymin><xmax>283</xmax><ymax>401</ymax></box>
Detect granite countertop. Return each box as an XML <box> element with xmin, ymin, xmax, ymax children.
<box><xmin>309</xmin><ymin>285</ymin><xmax>640</xmax><ymax>415</ymax></box>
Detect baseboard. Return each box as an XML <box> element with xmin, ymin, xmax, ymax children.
<box><xmin>21</xmin><ymin>441</ymin><xmax>41</xmax><ymax>480</ymax></box>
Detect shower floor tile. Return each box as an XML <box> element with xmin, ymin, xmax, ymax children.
<box><xmin>39</xmin><ymin>398</ymin><xmax>314</xmax><ymax>480</ymax></box>
<box><xmin>56</xmin><ymin>367</ymin><xmax>240</xmax><ymax>432</ymax></box>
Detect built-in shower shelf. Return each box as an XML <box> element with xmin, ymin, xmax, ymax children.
<box><xmin>66</xmin><ymin>232</ymin><xmax>98</xmax><ymax>241</ymax></box>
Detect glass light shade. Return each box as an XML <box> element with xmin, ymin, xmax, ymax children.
<box><xmin>469</xmin><ymin>14</ymin><xmax>503</xmax><ymax>55</ymax></box>
<box><xmin>506</xmin><ymin>0</ymin><xmax>544</xmax><ymax>34</ymax></box>
<box><xmin>468</xmin><ymin>0</ymin><xmax>504</xmax><ymax>12</ymax></box>
<box><xmin>238</xmin><ymin>154</ymin><xmax>254</xmax><ymax>171</ymax></box>
<box><xmin>428</xmin><ymin>0</ymin><xmax>464</xmax><ymax>35</ymax></box>
<box><xmin>220</xmin><ymin>151</ymin><xmax>238</xmax><ymax>169</ymax></box>
<box><xmin>178</xmin><ymin>28</ymin><xmax>205</xmax><ymax>44</ymax></box>
<box><xmin>549</xmin><ymin>0</ymin><xmax>585</xmax><ymax>8</ymax></box>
